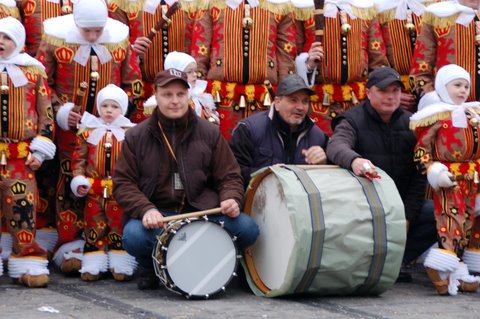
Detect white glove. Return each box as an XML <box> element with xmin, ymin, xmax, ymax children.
<box><xmin>437</xmin><ymin>171</ymin><xmax>455</xmax><ymax>189</ymax></box>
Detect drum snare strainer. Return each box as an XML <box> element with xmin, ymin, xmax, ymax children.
<box><xmin>153</xmin><ymin>217</ymin><xmax>240</xmax><ymax>299</ymax></box>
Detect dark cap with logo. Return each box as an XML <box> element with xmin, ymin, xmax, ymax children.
<box><xmin>154</xmin><ymin>69</ymin><xmax>190</xmax><ymax>88</ymax></box>
<box><xmin>276</xmin><ymin>74</ymin><xmax>314</xmax><ymax>96</ymax></box>
<box><xmin>366</xmin><ymin>67</ymin><xmax>405</xmax><ymax>89</ymax></box>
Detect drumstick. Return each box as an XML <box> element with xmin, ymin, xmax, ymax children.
<box><xmin>160</xmin><ymin>207</ymin><xmax>223</xmax><ymax>222</ymax></box>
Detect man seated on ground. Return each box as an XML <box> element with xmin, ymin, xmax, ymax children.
<box><xmin>113</xmin><ymin>69</ymin><xmax>259</xmax><ymax>290</ymax></box>
<box><xmin>229</xmin><ymin>74</ymin><xmax>328</xmax><ymax>187</ymax></box>
<box><xmin>326</xmin><ymin>67</ymin><xmax>437</xmax><ymax>282</ymax></box>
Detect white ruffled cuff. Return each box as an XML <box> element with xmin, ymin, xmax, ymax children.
<box><xmin>427</xmin><ymin>162</ymin><xmax>449</xmax><ymax>190</ymax></box>
<box><xmin>295</xmin><ymin>52</ymin><xmax>316</xmax><ymax>87</ymax></box>
<box><xmin>70</xmin><ymin>175</ymin><xmax>91</xmax><ymax>197</ymax></box>
<box><xmin>424</xmin><ymin>248</ymin><xmax>460</xmax><ymax>295</ymax></box>
<box><xmin>108</xmin><ymin>250</ymin><xmax>137</xmax><ymax>276</ymax></box>
<box><xmin>52</xmin><ymin>239</ymin><xmax>84</xmax><ymax>267</ymax></box>
<box><xmin>56</xmin><ymin>102</ymin><xmax>75</xmax><ymax>131</ymax></box>
<box><xmin>463</xmin><ymin>249</ymin><xmax>480</xmax><ymax>273</ymax></box>
<box><xmin>8</xmin><ymin>256</ymin><xmax>49</xmax><ymax>278</ymax></box>
<box><xmin>1</xmin><ymin>232</ymin><xmax>13</xmax><ymax>260</ymax></box>
<box><xmin>80</xmin><ymin>252</ymin><xmax>108</xmax><ymax>275</ymax></box>
<box><xmin>30</xmin><ymin>136</ymin><xmax>56</xmax><ymax>160</ymax></box>
<box><xmin>35</xmin><ymin>228</ymin><xmax>59</xmax><ymax>253</ymax></box>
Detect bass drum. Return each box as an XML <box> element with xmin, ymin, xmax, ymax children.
<box><xmin>243</xmin><ymin>165</ymin><xmax>406</xmax><ymax>297</ymax></box>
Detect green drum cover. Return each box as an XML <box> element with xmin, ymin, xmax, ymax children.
<box><xmin>243</xmin><ymin>165</ymin><xmax>406</xmax><ymax>297</ymax></box>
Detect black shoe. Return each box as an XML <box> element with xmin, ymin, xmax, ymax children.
<box><xmin>396</xmin><ymin>270</ymin><xmax>413</xmax><ymax>283</ymax></box>
<box><xmin>137</xmin><ymin>269</ymin><xmax>160</xmax><ymax>290</ymax></box>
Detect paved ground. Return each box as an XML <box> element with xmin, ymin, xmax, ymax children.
<box><xmin>0</xmin><ymin>264</ymin><xmax>479</xmax><ymax>319</ymax></box>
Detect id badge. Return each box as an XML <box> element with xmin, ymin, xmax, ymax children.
<box><xmin>174</xmin><ymin>172</ymin><xmax>184</xmax><ymax>190</ymax></box>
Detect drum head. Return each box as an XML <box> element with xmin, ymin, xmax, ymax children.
<box><xmin>164</xmin><ymin>220</ymin><xmax>237</xmax><ymax>298</ymax></box>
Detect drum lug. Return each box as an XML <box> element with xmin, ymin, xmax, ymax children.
<box><xmin>221</xmin><ymin>286</ymin><xmax>226</xmax><ymax>291</ymax></box>
<box><xmin>161</xmin><ymin>246</ymin><xmax>168</xmax><ymax>251</ymax></box>
<box><xmin>204</xmin><ymin>294</ymin><xmax>210</xmax><ymax>299</ymax></box>
<box><xmin>219</xmin><ymin>221</ymin><xmax>225</xmax><ymax>227</ymax></box>
<box><xmin>232</xmin><ymin>235</ymin><xmax>238</xmax><ymax>242</ymax></box>
<box><xmin>202</xmin><ymin>215</ymin><xmax>209</xmax><ymax>221</ymax></box>
<box><xmin>236</xmin><ymin>255</ymin><xmax>242</xmax><ymax>259</ymax></box>
<box><xmin>170</xmin><ymin>229</ymin><xmax>177</xmax><ymax>234</ymax></box>
<box><xmin>185</xmin><ymin>218</ymin><xmax>192</xmax><ymax>223</ymax></box>
<box><xmin>232</xmin><ymin>272</ymin><xmax>237</xmax><ymax>277</ymax></box>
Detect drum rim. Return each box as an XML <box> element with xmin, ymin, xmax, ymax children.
<box><xmin>153</xmin><ymin>217</ymin><xmax>240</xmax><ymax>299</ymax></box>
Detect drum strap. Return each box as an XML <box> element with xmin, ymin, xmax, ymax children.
<box><xmin>286</xmin><ymin>166</ymin><xmax>326</xmax><ymax>294</ymax></box>
<box><xmin>348</xmin><ymin>172</ymin><xmax>388</xmax><ymax>293</ymax></box>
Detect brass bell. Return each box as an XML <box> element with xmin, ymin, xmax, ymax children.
<box><xmin>470</xmin><ymin>117</ymin><xmax>479</xmax><ymax>126</ymax></box>
<box><xmin>61</xmin><ymin>5</ymin><xmax>72</xmax><ymax>14</ymax></box>
<box><xmin>404</xmin><ymin>23</ymin><xmax>415</xmax><ymax>32</ymax></box>
<box><xmin>341</xmin><ymin>23</ymin><xmax>351</xmax><ymax>35</ymax></box>
<box><xmin>103</xmin><ymin>186</ymin><xmax>108</xmax><ymax>199</ymax></box>
<box><xmin>242</xmin><ymin>17</ymin><xmax>253</xmax><ymax>29</ymax></box>
<box><xmin>322</xmin><ymin>92</ymin><xmax>331</xmax><ymax>106</ymax></box>
<box><xmin>0</xmin><ymin>150</ymin><xmax>7</xmax><ymax>166</ymax></box>
<box><xmin>214</xmin><ymin>91</ymin><xmax>222</xmax><ymax>104</ymax></box>
<box><xmin>475</xmin><ymin>171</ymin><xmax>480</xmax><ymax>184</ymax></box>
<box><xmin>239</xmin><ymin>95</ymin><xmax>247</xmax><ymax>108</ymax></box>
<box><xmin>0</xmin><ymin>85</ymin><xmax>8</xmax><ymax>92</ymax></box>
<box><xmin>263</xmin><ymin>92</ymin><xmax>272</xmax><ymax>107</ymax></box>
<box><xmin>90</xmin><ymin>71</ymin><xmax>99</xmax><ymax>80</ymax></box>
<box><xmin>351</xmin><ymin>91</ymin><xmax>359</xmax><ymax>105</ymax></box>
<box><xmin>250</xmin><ymin>102</ymin><xmax>256</xmax><ymax>111</ymax></box>
<box><xmin>104</xmin><ymin>142</ymin><xmax>112</xmax><ymax>150</ymax></box>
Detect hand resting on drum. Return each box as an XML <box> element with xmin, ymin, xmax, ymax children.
<box><xmin>301</xmin><ymin>146</ymin><xmax>327</xmax><ymax>164</ymax></box>
<box><xmin>143</xmin><ymin>208</ymin><xmax>167</xmax><ymax>230</ymax></box>
<box><xmin>220</xmin><ymin>199</ymin><xmax>240</xmax><ymax>218</ymax></box>
<box><xmin>351</xmin><ymin>158</ymin><xmax>377</xmax><ymax>178</ymax></box>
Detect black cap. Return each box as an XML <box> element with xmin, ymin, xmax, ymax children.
<box><xmin>154</xmin><ymin>69</ymin><xmax>189</xmax><ymax>88</ymax></box>
<box><xmin>276</xmin><ymin>74</ymin><xmax>314</xmax><ymax>96</ymax></box>
<box><xmin>366</xmin><ymin>67</ymin><xmax>405</xmax><ymax>89</ymax></box>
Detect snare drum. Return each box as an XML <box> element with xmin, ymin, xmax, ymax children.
<box><xmin>243</xmin><ymin>165</ymin><xmax>406</xmax><ymax>297</ymax></box>
<box><xmin>153</xmin><ymin>217</ymin><xmax>239</xmax><ymax>299</ymax></box>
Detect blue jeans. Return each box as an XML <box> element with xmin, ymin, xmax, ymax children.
<box><xmin>123</xmin><ymin>212</ymin><xmax>259</xmax><ymax>270</ymax></box>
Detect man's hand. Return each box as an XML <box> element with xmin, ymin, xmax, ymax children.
<box><xmin>220</xmin><ymin>199</ymin><xmax>240</xmax><ymax>218</ymax></box>
<box><xmin>67</xmin><ymin>110</ymin><xmax>82</xmax><ymax>129</ymax></box>
<box><xmin>25</xmin><ymin>154</ymin><xmax>41</xmax><ymax>171</ymax></box>
<box><xmin>351</xmin><ymin>158</ymin><xmax>376</xmax><ymax>177</ymax></box>
<box><xmin>132</xmin><ymin>36</ymin><xmax>152</xmax><ymax>58</ymax></box>
<box><xmin>302</xmin><ymin>146</ymin><xmax>327</xmax><ymax>164</ymax></box>
<box><xmin>142</xmin><ymin>208</ymin><xmax>166</xmax><ymax>229</ymax></box>
<box><xmin>400</xmin><ymin>92</ymin><xmax>417</xmax><ymax>112</ymax></box>
<box><xmin>307</xmin><ymin>42</ymin><xmax>323</xmax><ymax>71</ymax></box>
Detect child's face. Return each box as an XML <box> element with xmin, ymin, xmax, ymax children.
<box><xmin>99</xmin><ymin>99</ymin><xmax>122</xmax><ymax>124</ymax></box>
<box><xmin>183</xmin><ymin>62</ymin><xmax>197</xmax><ymax>86</ymax></box>
<box><xmin>0</xmin><ymin>32</ymin><xmax>16</xmax><ymax>59</ymax></box>
<box><xmin>79</xmin><ymin>27</ymin><xmax>104</xmax><ymax>43</ymax></box>
<box><xmin>446</xmin><ymin>79</ymin><xmax>470</xmax><ymax>105</ymax></box>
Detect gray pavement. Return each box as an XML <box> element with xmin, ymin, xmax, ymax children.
<box><xmin>0</xmin><ymin>265</ymin><xmax>479</xmax><ymax>319</ymax></box>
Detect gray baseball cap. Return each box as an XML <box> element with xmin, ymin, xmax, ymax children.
<box><xmin>276</xmin><ymin>74</ymin><xmax>314</xmax><ymax>96</ymax></box>
<box><xmin>366</xmin><ymin>67</ymin><xmax>405</xmax><ymax>89</ymax></box>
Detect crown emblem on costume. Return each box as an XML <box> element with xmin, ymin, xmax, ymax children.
<box><xmin>17</xmin><ymin>230</ymin><xmax>34</xmax><ymax>244</ymax></box>
<box><xmin>24</xmin><ymin>0</ymin><xmax>37</xmax><ymax>15</ymax></box>
<box><xmin>55</xmin><ymin>47</ymin><xmax>74</xmax><ymax>63</ymax></box>
<box><xmin>10</xmin><ymin>181</ymin><xmax>27</xmax><ymax>196</ymax></box>
<box><xmin>60</xmin><ymin>210</ymin><xmax>77</xmax><ymax>223</ymax></box>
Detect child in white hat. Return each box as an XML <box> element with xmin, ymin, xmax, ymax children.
<box><xmin>410</xmin><ymin>64</ymin><xmax>480</xmax><ymax>295</ymax></box>
<box><xmin>70</xmin><ymin>84</ymin><xmax>136</xmax><ymax>282</ymax></box>
<box><xmin>0</xmin><ymin>16</ymin><xmax>56</xmax><ymax>287</ymax></box>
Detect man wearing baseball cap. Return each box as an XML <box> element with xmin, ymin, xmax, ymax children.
<box><xmin>229</xmin><ymin>74</ymin><xmax>328</xmax><ymax>187</ymax></box>
<box><xmin>113</xmin><ymin>69</ymin><xmax>259</xmax><ymax>290</ymax></box>
<box><xmin>327</xmin><ymin>67</ymin><xmax>436</xmax><ymax>283</ymax></box>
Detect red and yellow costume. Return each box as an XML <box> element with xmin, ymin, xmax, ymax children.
<box><xmin>108</xmin><ymin>0</ymin><xmax>196</xmax><ymax>122</ymax></box>
<box><xmin>296</xmin><ymin>0</ymin><xmax>388</xmax><ymax>135</ymax></box>
<box><xmin>36</xmin><ymin>11</ymin><xmax>142</xmax><ymax>270</ymax></box>
<box><xmin>410</xmin><ymin>1</ymin><xmax>480</xmax><ymax>101</ymax></box>
<box><xmin>191</xmin><ymin>0</ymin><xmax>297</xmax><ymax>139</ymax></box>
<box><xmin>17</xmin><ymin>0</ymin><xmax>74</xmax><ymax>56</ymax></box>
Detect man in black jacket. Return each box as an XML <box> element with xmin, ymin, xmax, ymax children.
<box><xmin>327</xmin><ymin>67</ymin><xmax>436</xmax><ymax>282</ymax></box>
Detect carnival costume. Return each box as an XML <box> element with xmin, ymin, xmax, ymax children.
<box><xmin>70</xmin><ymin>84</ymin><xmax>137</xmax><ymax>282</ymax></box>
<box><xmin>191</xmin><ymin>0</ymin><xmax>297</xmax><ymax>139</ymax></box>
<box><xmin>410</xmin><ymin>1</ymin><xmax>480</xmax><ymax>101</ymax></box>
<box><xmin>410</xmin><ymin>65</ymin><xmax>480</xmax><ymax>295</ymax></box>
<box><xmin>36</xmin><ymin>0</ymin><xmax>141</xmax><ymax>274</ymax></box>
<box><xmin>295</xmin><ymin>0</ymin><xmax>388</xmax><ymax>135</ymax></box>
<box><xmin>0</xmin><ymin>17</ymin><xmax>56</xmax><ymax>287</ymax></box>
<box><xmin>108</xmin><ymin>0</ymin><xmax>196</xmax><ymax>122</ymax></box>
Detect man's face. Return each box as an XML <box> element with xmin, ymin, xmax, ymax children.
<box><xmin>366</xmin><ymin>83</ymin><xmax>402</xmax><ymax>121</ymax></box>
<box><xmin>459</xmin><ymin>0</ymin><xmax>480</xmax><ymax>9</ymax></box>
<box><xmin>274</xmin><ymin>90</ymin><xmax>310</xmax><ymax>129</ymax></box>
<box><xmin>155</xmin><ymin>81</ymin><xmax>190</xmax><ymax>119</ymax></box>
<box><xmin>79</xmin><ymin>27</ymin><xmax>104</xmax><ymax>43</ymax></box>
